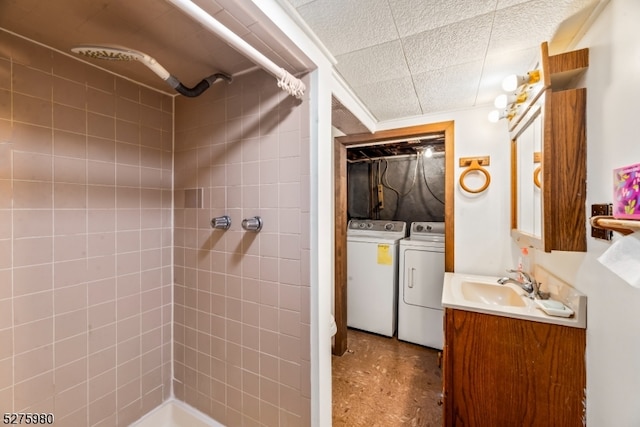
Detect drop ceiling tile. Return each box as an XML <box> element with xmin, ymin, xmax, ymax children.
<box><xmin>295</xmin><ymin>0</ymin><xmax>399</xmax><ymax>56</ymax></box>
<box><xmin>335</xmin><ymin>40</ymin><xmax>411</xmax><ymax>87</ymax></box>
<box><xmin>403</xmin><ymin>13</ymin><xmax>493</xmax><ymax>75</ymax></box>
<box><xmin>413</xmin><ymin>61</ymin><xmax>483</xmax><ymax>113</ymax></box>
<box><xmin>388</xmin><ymin>0</ymin><xmax>496</xmax><ymax>38</ymax></box>
<box><xmin>352</xmin><ymin>76</ymin><xmax>422</xmax><ymax>121</ymax></box>
<box><xmin>286</xmin><ymin>0</ymin><xmax>315</xmax><ymax>6</ymax></box>
<box><xmin>487</xmin><ymin>0</ymin><xmax>588</xmax><ymax>55</ymax></box>
<box><xmin>476</xmin><ymin>47</ymin><xmax>538</xmax><ymax>105</ymax></box>
<box><xmin>496</xmin><ymin>0</ymin><xmax>536</xmax><ymax>9</ymax></box>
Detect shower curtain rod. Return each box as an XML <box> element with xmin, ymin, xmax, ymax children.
<box><xmin>166</xmin><ymin>0</ymin><xmax>306</xmax><ymax>99</ymax></box>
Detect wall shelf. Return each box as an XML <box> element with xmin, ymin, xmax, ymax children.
<box><xmin>590</xmin><ymin>215</ymin><xmax>640</xmax><ymax>236</ymax></box>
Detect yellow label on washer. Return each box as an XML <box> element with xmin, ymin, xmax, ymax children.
<box><xmin>377</xmin><ymin>244</ymin><xmax>392</xmax><ymax>265</ymax></box>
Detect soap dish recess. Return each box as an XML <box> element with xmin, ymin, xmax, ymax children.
<box><xmin>534</xmin><ymin>299</ymin><xmax>574</xmax><ymax>318</ymax></box>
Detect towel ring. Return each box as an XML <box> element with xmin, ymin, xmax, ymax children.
<box><xmin>533</xmin><ymin>165</ymin><xmax>542</xmax><ymax>188</ymax></box>
<box><xmin>459</xmin><ymin>159</ymin><xmax>491</xmax><ymax>194</ymax></box>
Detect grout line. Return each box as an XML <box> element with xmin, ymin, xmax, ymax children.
<box><xmin>169</xmin><ymin>93</ymin><xmax>176</xmax><ymax>401</ymax></box>
<box><xmin>84</xmin><ymin>87</ymin><xmax>90</xmax><ymax>427</ymax></box>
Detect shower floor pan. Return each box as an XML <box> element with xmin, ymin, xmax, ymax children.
<box><xmin>130</xmin><ymin>399</ymin><xmax>224</xmax><ymax>427</ymax></box>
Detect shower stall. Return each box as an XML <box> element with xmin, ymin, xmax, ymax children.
<box><xmin>0</xmin><ymin>26</ymin><xmax>312</xmax><ymax>426</ymax></box>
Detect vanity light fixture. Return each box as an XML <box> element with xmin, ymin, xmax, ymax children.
<box><xmin>501</xmin><ymin>70</ymin><xmax>541</xmax><ymax>92</ymax></box>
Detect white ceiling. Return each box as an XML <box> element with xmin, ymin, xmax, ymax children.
<box><xmin>282</xmin><ymin>0</ymin><xmax>605</xmax><ymax>122</ymax></box>
<box><xmin>1</xmin><ymin>0</ymin><xmax>605</xmax><ymax>128</ymax></box>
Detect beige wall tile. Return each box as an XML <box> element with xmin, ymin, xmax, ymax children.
<box><xmin>55</xmin><ymin>333</ymin><xmax>87</xmax><ymax>367</ymax></box>
<box><xmin>87</xmin><ymin>87</ymin><xmax>115</xmax><ymax>116</ymax></box>
<box><xmin>55</xmin><ymin>357</ymin><xmax>87</xmax><ymax>394</ymax></box>
<box><xmin>13</xmin><ymin>290</ymin><xmax>53</xmax><ymax>325</ymax></box>
<box><xmin>14</xmin><ymin>344</ymin><xmax>53</xmax><ymax>384</ymax></box>
<box><xmin>13</xmin><ymin>371</ymin><xmax>54</xmax><ymax>412</ymax></box>
<box><xmin>0</xmin><ymin>239</ymin><xmax>10</xmax><ymax>269</ymax></box>
<box><xmin>55</xmin><ymin>308</ymin><xmax>88</xmax><ymax>341</ymax></box>
<box><xmin>88</xmin><ymin>346</ymin><xmax>116</xmax><ymax>378</ymax></box>
<box><xmin>14</xmin><ymin>93</ymin><xmax>52</xmax><ymax>127</ymax></box>
<box><xmin>53</xmin><ymin>103</ymin><xmax>86</xmax><ymax>134</ymax></box>
<box><xmin>54</xmin><ymin>156</ymin><xmax>87</xmax><ymax>184</ymax></box>
<box><xmin>0</xmin><ymin>357</ymin><xmax>13</xmax><ymax>390</ymax></box>
<box><xmin>53</xmin><ymin>129</ymin><xmax>87</xmax><ymax>159</ymax></box>
<box><xmin>0</xmin><ymin>298</ymin><xmax>11</xmax><ymax>329</ymax></box>
<box><xmin>87</xmin><ymin>112</ymin><xmax>115</xmax><ymax>140</ymax></box>
<box><xmin>53</xmin><ymin>76</ymin><xmax>86</xmax><ymax>110</ymax></box>
<box><xmin>13</xmin><ymin>264</ymin><xmax>53</xmax><ymax>296</ymax></box>
<box><xmin>54</xmin><ymin>182</ymin><xmax>87</xmax><ymax>209</ymax></box>
<box><xmin>13</xmin><ymin>181</ymin><xmax>52</xmax><ymax>209</ymax></box>
<box><xmin>54</xmin><ymin>209</ymin><xmax>86</xmax><ymax>235</ymax></box>
<box><xmin>13</xmin><ymin>318</ymin><xmax>53</xmax><ymax>355</ymax></box>
<box><xmin>88</xmin><ymin>392</ymin><xmax>116</xmax><ymax>426</ymax></box>
<box><xmin>13</xmin><ymin>151</ymin><xmax>53</xmax><ymax>181</ymax></box>
<box><xmin>13</xmin><ymin>236</ymin><xmax>53</xmax><ymax>267</ymax></box>
<box><xmin>0</xmin><ymin>270</ymin><xmax>11</xmax><ymax>300</ymax></box>
<box><xmin>0</xmin><ymin>329</ymin><xmax>12</xmax><ymax>360</ymax></box>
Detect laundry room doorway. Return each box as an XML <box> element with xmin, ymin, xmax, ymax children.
<box><xmin>333</xmin><ymin>121</ymin><xmax>455</xmax><ymax>356</ymax></box>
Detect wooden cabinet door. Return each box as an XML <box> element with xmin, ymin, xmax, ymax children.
<box><xmin>444</xmin><ymin>309</ymin><xmax>585</xmax><ymax>427</ymax></box>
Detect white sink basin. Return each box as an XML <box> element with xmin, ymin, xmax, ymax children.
<box><xmin>460</xmin><ymin>280</ymin><xmax>526</xmax><ymax>307</ymax></box>
<box><xmin>441</xmin><ymin>271</ymin><xmax>587</xmax><ymax>328</ymax></box>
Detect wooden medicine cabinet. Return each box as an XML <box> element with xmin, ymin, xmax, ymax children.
<box><xmin>509</xmin><ymin>42</ymin><xmax>589</xmax><ymax>252</ymax></box>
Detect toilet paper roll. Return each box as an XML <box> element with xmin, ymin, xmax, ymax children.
<box><xmin>597</xmin><ymin>231</ymin><xmax>640</xmax><ymax>288</ymax></box>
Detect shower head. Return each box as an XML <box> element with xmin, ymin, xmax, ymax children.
<box><xmin>71</xmin><ymin>45</ymin><xmax>171</xmax><ymax>80</ymax></box>
<box><xmin>71</xmin><ymin>44</ymin><xmax>231</xmax><ymax>98</ymax></box>
<box><xmin>71</xmin><ymin>45</ymin><xmax>144</xmax><ymax>61</ymax></box>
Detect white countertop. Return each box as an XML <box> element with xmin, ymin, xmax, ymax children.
<box><xmin>441</xmin><ymin>271</ymin><xmax>587</xmax><ymax>329</ymax></box>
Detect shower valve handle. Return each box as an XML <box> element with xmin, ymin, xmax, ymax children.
<box><xmin>242</xmin><ymin>216</ymin><xmax>263</xmax><ymax>232</ymax></box>
<box><xmin>211</xmin><ymin>215</ymin><xmax>231</xmax><ymax>230</ymax></box>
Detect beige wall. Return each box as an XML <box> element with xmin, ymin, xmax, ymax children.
<box><xmin>173</xmin><ymin>69</ymin><xmax>311</xmax><ymax>425</ymax></box>
<box><xmin>0</xmin><ymin>31</ymin><xmax>173</xmax><ymax>426</ymax></box>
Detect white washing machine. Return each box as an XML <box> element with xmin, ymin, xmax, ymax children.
<box><xmin>347</xmin><ymin>219</ymin><xmax>406</xmax><ymax>337</ymax></box>
<box><xmin>398</xmin><ymin>221</ymin><xmax>445</xmax><ymax>349</ymax></box>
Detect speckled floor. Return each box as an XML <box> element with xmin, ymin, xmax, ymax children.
<box><xmin>332</xmin><ymin>329</ymin><xmax>443</xmax><ymax>427</ymax></box>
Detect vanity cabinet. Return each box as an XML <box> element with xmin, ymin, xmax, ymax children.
<box><xmin>510</xmin><ymin>43</ymin><xmax>589</xmax><ymax>252</ymax></box>
<box><xmin>442</xmin><ymin>308</ymin><xmax>586</xmax><ymax>426</ymax></box>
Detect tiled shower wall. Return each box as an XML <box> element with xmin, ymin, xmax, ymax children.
<box><xmin>173</xmin><ymin>70</ymin><xmax>311</xmax><ymax>425</ymax></box>
<box><xmin>0</xmin><ymin>31</ymin><xmax>173</xmax><ymax>426</ymax></box>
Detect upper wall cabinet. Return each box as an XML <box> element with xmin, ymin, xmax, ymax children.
<box><xmin>508</xmin><ymin>42</ymin><xmax>589</xmax><ymax>252</ymax></box>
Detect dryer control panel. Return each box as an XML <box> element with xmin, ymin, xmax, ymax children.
<box><xmin>410</xmin><ymin>222</ymin><xmax>445</xmax><ymax>242</ymax></box>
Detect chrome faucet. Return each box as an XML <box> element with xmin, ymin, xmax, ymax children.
<box><xmin>497</xmin><ymin>269</ymin><xmax>550</xmax><ymax>299</ymax></box>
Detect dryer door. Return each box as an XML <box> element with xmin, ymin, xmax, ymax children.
<box><xmin>403</xmin><ymin>248</ymin><xmax>444</xmax><ymax>309</ymax></box>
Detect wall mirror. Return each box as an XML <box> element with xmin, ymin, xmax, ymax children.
<box><xmin>511</xmin><ymin>101</ymin><xmax>543</xmax><ymax>245</ymax></box>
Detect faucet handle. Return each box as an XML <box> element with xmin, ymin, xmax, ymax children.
<box><xmin>506</xmin><ymin>269</ymin><xmax>537</xmax><ymax>287</ymax></box>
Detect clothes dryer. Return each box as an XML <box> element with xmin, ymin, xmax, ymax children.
<box><xmin>398</xmin><ymin>221</ymin><xmax>445</xmax><ymax>349</ymax></box>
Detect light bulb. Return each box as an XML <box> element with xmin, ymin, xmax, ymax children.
<box><xmin>495</xmin><ymin>92</ymin><xmax>529</xmax><ymax>109</ymax></box>
<box><xmin>488</xmin><ymin>110</ymin><xmax>502</xmax><ymax>123</ymax></box>
<box><xmin>502</xmin><ymin>75</ymin><xmax>520</xmax><ymax>92</ymax></box>
<box><xmin>494</xmin><ymin>94</ymin><xmax>508</xmax><ymax>109</ymax></box>
<box><xmin>502</xmin><ymin>70</ymin><xmax>540</xmax><ymax>92</ymax></box>
<box><xmin>424</xmin><ymin>146</ymin><xmax>433</xmax><ymax>158</ymax></box>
